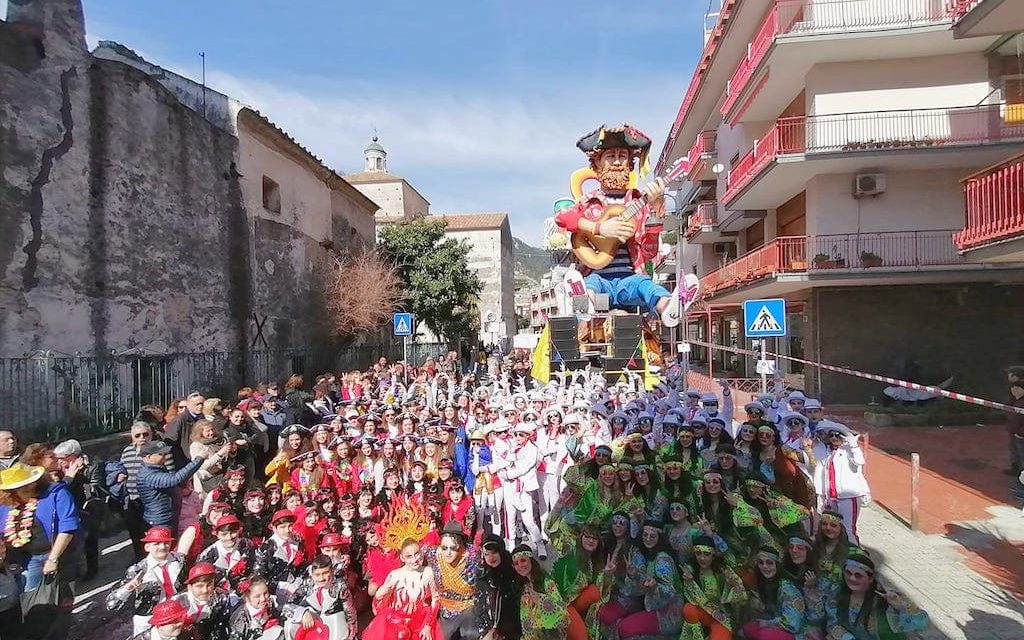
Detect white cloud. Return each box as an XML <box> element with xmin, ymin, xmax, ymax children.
<box><xmin>206</xmin><ymin>70</ymin><xmax>687</xmax><ymax>244</ymax></box>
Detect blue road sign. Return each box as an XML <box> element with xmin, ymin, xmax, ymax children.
<box><xmin>393</xmin><ymin>313</ymin><xmax>414</xmax><ymax>337</ymax></box>
<box><xmin>743</xmin><ymin>298</ymin><xmax>787</xmax><ymax>337</ymax></box>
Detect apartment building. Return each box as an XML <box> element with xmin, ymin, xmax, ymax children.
<box><xmin>659</xmin><ymin>0</ymin><xmax>1024</xmax><ymax>403</ymax></box>
<box><xmin>952</xmin><ymin>3</ymin><xmax>1024</xmax><ymax>263</ymax></box>
<box><xmin>529</xmin><ymin>268</ymin><xmax>565</xmax><ymax>333</ymax></box>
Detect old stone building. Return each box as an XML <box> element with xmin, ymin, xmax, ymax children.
<box><xmin>0</xmin><ymin>0</ymin><xmax>383</xmax><ymax>433</ymax></box>
<box><xmin>0</xmin><ymin>0</ymin><xmax>378</xmax><ymax>361</ymax></box>
<box><xmin>347</xmin><ymin>140</ymin><xmax>516</xmax><ymax>348</ymax></box>
<box><xmin>428</xmin><ymin>213</ymin><xmax>516</xmax><ymax>347</ymax></box>
<box><xmin>345</xmin><ymin>139</ymin><xmax>430</xmax><ymax>222</ymax></box>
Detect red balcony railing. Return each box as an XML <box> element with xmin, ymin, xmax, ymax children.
<box><xmin>947</xmin><ymin>0</ymin><xmax>983</xmax><ymax>19</ymax></box>
<box><xmin>684</xmin><ymin>131</ymin><xmax>718</xmax><ymax>179</ymax></box>
<box><xmin>721</xmin><ymin>0</ymin><xmax>951</xmax><ymax>119</ymax></box>
<box><xmin>723</xmin><ymin>104</ymin><xmax>1024</xmax><ymax>204</ymax></box>
<box><xmin>684</xmin><ymin>202</ymin><xmax>719</xmax><ymax>238</ymax></box>
<box><xmin>955</xmin><ymin>154</ymin><xmax>1024</xmax><ymax>251</ymax></box>
<box><xmin>700</xmin><ymin>231</ymin><xmax>964</xmax><ymax>296</ymax></box>
<box><xmin>700</xmin><ymin>238</ymin><xmax>796</xmax><ymax>296</ymax></box>
<box><xmin>721</xmin><ymin>6</ymin><xmax>779</xmax><ymax>117</ymax></box>
<box><xmin>723</xmin><ymin>118</ymin><xmax>794</xmax><ymax>203</ymax></box>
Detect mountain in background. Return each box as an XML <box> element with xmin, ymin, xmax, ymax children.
<box><xmin>512</xmin><ymin>237</ymin><xmax>554</xmax><ymax>287</ymax></box>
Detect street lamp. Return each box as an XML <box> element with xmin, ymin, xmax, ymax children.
<box><xmin>661</xmin><ymin>191</ymin><xmax>683</xmax><ymax>362</ymax></box>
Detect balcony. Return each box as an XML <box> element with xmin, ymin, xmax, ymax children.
<box><xmin>949</xmin><ymin>0</ymin><xmax>1024</xmax><ymax>38</ymax></box>
<box><xmin>720</xmin><ymin>0</ymin><xmax>980</xmax><ymax>125</ymax></box>
<box><xmin>699</xmin><ymin>230</ymin><xmax>985</xmax><ymax>300</ymax></box>
<box><xmin>954</xmin><ymin>153</ymin><xmax>1024</xmax><ymax>261</ymax></box>
<box><xmin>684</xmin><ymin>201</ymin><xmax>722</xmax><ymax>243</ymax></box>
<box><xmin>682</xmin><ymin>131</ymin><xmax>719</xmax><ymax>182</ymax></box>
<box><xmin>723</xmin><ymin>104</ymin><xmax>1024</xmax><ymax>209</ymax></box>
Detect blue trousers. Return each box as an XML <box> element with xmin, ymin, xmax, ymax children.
<box><xmin>20</xmin><ymin>553</ymin><xmax>48</xmax><ymax>591</ymax></box>
<box><xmin>584</xmin><ymin>273</ymin><xmax>670</xmax><ymax>312</ymax></box>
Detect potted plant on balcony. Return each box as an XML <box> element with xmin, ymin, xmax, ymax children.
<box><xmin>813</xmin><ymin>253</ymin><xmax>845</xmax><ymax>269</ymax></box>
<box><xmin>860</xmin><ymin>250</ymin><xmax>883</xmax><ymax>268</ymax></box>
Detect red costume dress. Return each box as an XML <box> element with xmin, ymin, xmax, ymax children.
<box><xmin>361</xmin><ymin>571</ymin><xmax>443</xmax><ymax>640</ymax></box>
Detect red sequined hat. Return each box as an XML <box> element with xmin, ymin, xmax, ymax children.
<box><xmin>149</xmin><ymin>599</ymin><xmax>188</xmax><ymax>626</ymax></box>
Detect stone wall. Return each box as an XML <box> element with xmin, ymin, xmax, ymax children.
<box><xmin>806</xmin><ymin>283</ymin><xmax>1024</xmax><ymax>404</ymax></box>
<box><xmin>0</xmin><ymin>0</ymin><xmax>376</xmax><ymax>366</ymax></box>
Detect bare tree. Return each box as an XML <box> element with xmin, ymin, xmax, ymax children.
<box><xmin>325</xmin><ymin>250</ymin><xmax>403</xmax><ymax>335</ymax></box>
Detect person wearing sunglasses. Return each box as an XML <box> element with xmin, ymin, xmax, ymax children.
<box><xmin>822</xmin><ymin>553</ymin><xmax>929</xmax><ymax>639</ymax></box>
<box><xmin>502</xmin><ymin>423</ymin><xmax>546</xmax><ymax>558</ymax></box>
<box><xmin>696</xmin><ymin>378</ymin><xmax>733</xmax><ymax>434</ymax></box>
<box><xmin>425</xmin><ymin>521</ymin><xmax>479</xmax><ymax>639</ymax></box>
<box><xmin>811</xmin><ymin>424</ymin><xmax>869</xmax><ymax>544</ymax></box>
<box><xmin>121</xmin><ymin>421</ymin><xmax>175</xmax><ymax>560</ymax></box>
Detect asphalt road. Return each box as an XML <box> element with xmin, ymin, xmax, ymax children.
<box><xmin>68</xmin><ymin>532</ymin><xmax>138</xmax><ymax>640</ymax></box>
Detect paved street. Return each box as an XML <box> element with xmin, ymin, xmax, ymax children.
<box><xmin>859</xmin><ymin>504</ymin><xmax>1024</xmax><ymax>640</ymax></box>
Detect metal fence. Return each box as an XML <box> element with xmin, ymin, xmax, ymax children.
<box><xmin>1</xmin><ymin>341</ymin><xmax>449</xmax><ymax>441</ymax></box>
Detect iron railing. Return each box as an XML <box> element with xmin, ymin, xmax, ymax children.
<box><xmin>724</xmin><ymin>105</ymin><xmax>1024</xmax><ymax>204</ymax></box>
<box><xmin>683</xmin><ymin>131</ymin><xmax>719</xmax><ymax>179</ymax></box>
<box><xmin>721</xmin><ymin>0</ymin><xmax>950</xmax><ymax>118</ymax></box>
<box><xmin>685</xmin><ymin>202</ymin><xmax>720</xmax><ymax>239</ymax></box>
<box><xmin>700</xmin><ymin>230</ymin><xmax>964</xmax><ymax>296</ymax></box>
<box><xmin>0</xmin><ymin>341</ymin><xmax>450</xmax><ymax>440</ymax></box>
<box><xmin>955</xmin><ymin>153</ymin><xmax>1024</xmax><ymax>251</ymax></box>
<box><xmin>946</xmin><ymin>0</ymin><xmax>983</xmax><ymax>19</ymax></box>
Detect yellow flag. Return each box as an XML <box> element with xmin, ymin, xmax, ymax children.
<box><xmin>531</xmin><ymin>324</ymin><xmax>551</xmax><ymax>383</ymax></box>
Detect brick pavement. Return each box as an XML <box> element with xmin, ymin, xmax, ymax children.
<box><xmin>858</xmin><ymin>504</ymin><xmax>1024</xmax><ymax>640</ymax></box>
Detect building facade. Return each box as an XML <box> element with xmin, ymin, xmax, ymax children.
<box><xmin>429</xmin><ymin>214</ymin><xmax>516</xmax><ymax>348</ymax></box>
<box><xmin>0</xmin><ymin>0</ymin><xmax>378</xmax><ymax>360</ymax></box>
<box><xmin>659</xmin><ymin>0</ymin><xmax>1024</xmax><ymax>403</ymax></box>
<box><xmin>349</xmin><ymin>141</ymin><xmax>516</xmax><ymax>348</ymax></box>
<box><xmin>344</xmin><ymin>140</ymin><xmax>430</xmax><ymax>222</ymax></box>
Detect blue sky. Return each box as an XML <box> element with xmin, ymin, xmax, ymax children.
<box><xmin>4</xmin><ymin>0</ymin><xmax>708</xmax><ymax>244</ymax></box>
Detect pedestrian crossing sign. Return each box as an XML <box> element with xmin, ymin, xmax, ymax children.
<box><xmin>743</xmin><ymin>298</ymin><xmax>787</xmax><ymax>337</ymax></box>
<box><xmin>393</xmin><ymin>312</ymin><xmax>414</xmax><ymax>337</ymax></box>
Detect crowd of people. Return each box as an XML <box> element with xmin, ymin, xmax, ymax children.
<box><xmin>0</xmin><ymin>351</ymin><xmax>931</xmax><ymax>640</ymax></box>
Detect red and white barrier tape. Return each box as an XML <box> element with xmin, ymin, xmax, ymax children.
<box><xmin>686</xmin><ymin>339</ymin><xmax>1024</xmax><ymax>415</ymax></box>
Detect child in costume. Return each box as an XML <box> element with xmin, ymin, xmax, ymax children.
<box><xmin>196</xmin><ymin>514</ymin><xmax>255</xmax><ymax>591</ymax></box>
<box><xmin>240</xmin><ymin>489</ymin><xmax>270</xmax><ymax>546</ymax></box>
<box><xmin>106</xmin><ymin>526</ymin><xmax>186</xmax><ymax>636</ymax></box>
<box><xmin>170</xmin><ymin>562</ymin><xmax>235</xmax><ymax>640</ymax></box>
<box><xmin>225</xmin><ymin>577</ymin><xmax>287</xmax><ymax>640</ymax></box>
<box><xmin>361</xmin><ymin>501</ymin><xmax>442</xmax><ymax>640</ymax></box>
<box><xmin>680</xmin><ymin>535</ymin><xmax>749</xmax><ymax>640</ymax></box>
<box><xmin>286</xmin><ymin>554</ymin><xmax>357</xmax><ymax>640</ymax></box>
<box><xmin>258</xmin><ymin>509</ymin><xmax>307</xmax><ymax>588</ymax></box>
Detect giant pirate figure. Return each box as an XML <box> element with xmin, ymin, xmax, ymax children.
<box><xmin>554</xmin><ymin>123</ymin><xmax>680</xmax><ymax>327</ymax></box>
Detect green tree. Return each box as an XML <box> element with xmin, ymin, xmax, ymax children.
<box><xmin>377</xmin><ymin>218</ymin><xmax>482</xmax><ymax>342</ymax></box>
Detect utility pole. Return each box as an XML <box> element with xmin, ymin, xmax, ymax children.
<box><xmin>200</xmin><ymin>51</ymin><xmax>207</xmax><ymax>118</ymax></box>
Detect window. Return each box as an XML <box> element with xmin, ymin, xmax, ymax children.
<box><xmin>262</xmin><ymin>176</ymin><xmax>281</xmax><ymax>213</ymax></box>
<box><xmin>375</xmin><ymin>157</ymin><xmax>383</xmax><ymax>170</ymax></box>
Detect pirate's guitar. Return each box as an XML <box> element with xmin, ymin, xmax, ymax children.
<box><xmin>569</xmin><ymin>196</ymin><xmax>648</xmax><ymax>270</ymax></box>
<box><xmin>569</xmin><ymin>160</ymin><xmax>688</xmax><ymax>270</ymax></box>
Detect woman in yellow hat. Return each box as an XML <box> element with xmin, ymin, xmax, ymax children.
<box><xmin>0</xmin><ymin>462</ymin><xmax>80</xmax><ymax>591</ymax></box>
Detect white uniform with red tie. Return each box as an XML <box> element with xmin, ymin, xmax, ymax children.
<box><xmin>502</xmin><ymin>435</ymin><xmax>543</xmax><ymax>551</ymax></box>
<box><xmin>204</xmin><ymin>541</ymin><xmax>248</xmax><ymax>575</ymax></box>
<box><xmin>268</xmin><ymin>534</ymin><xmax>301</xmax><ymax>564</ymax></box>
<box><xmin>118</xmin><ymin>554</ymin><xmax>185</xmax><ymax>636</ymax></box>
<box><xmin>290</xmin><ymin>581</ymin><xmax>354</xmax><ymax>640</ymax></box>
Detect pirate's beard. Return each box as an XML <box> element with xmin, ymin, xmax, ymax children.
<box><xmin>598</xmin><ymin>164</ymin><xmax>631</xmax><ymax>192</ymax></box>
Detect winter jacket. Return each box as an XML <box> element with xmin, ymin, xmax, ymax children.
<box><xmin>137</xmin><ymin>457</ymin><xmax>205</xmax><ymax>527</ymax></box>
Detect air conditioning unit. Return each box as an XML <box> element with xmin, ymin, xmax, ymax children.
<box><xmin>854</xmin><ymin>173</ymin><xmax>886</xmax><ymax>198</ymax></box>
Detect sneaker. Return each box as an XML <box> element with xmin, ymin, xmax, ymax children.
<box><xmin>660</xmin><ymin>286</ymin><xmax>681</xmax><ymax>328</ymax></box>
